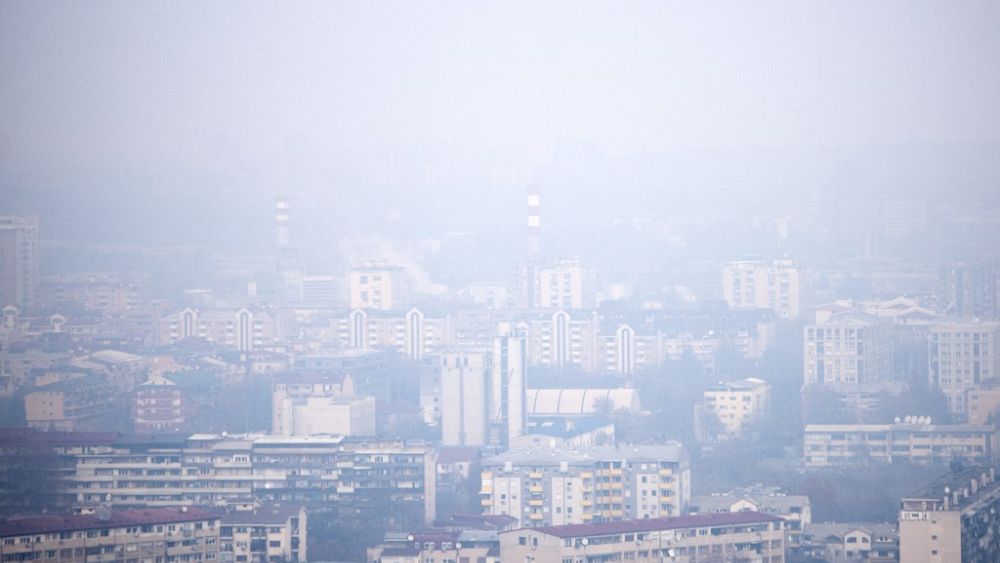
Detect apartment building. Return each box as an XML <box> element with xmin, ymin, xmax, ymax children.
<box><xmin>804</xmin><ymin>307</ymin><xmax>893</xmax><ymax>386</ymax></box>
<box><xmin>155</xmin><ymin>308</ymin><xmax>278</xmax><ymax>352</ymax></box>
<box><xmin>219</xmin><ymin>506</ymin><xmax>306</xmax><ymax>563</ymax></box>
<box><xmin>690</xmin><ymin>487</ymin><xmax>810</xmax><ymax>545</ymax></box>
<box><xmin>0</xmin><ymin>351</ymin><xmax>70</xmax><ymax>397</ymax></box>
<box><xmin>938</xmin><ymin>260</ymin><xmax>1000</xmax><ymax>319</ymax></box>
<box><xmin>0</xmin><ymin>215</ymin><xmax>39</xmax><ymax>309</ymax></box>
<box><xmin>40</xmin><ymin>276</ymin><xmax>141</xmax><ymax>313</ymax></box>
<box><xmin>597</xmin><ymin>308</ymin><xmax>777</xmax><ymax>375</ymax></box>
<box><xmin>480</xmin><ymin>444</ymin><xmax>690</xmax><ymax>527</ymax></box>
<box><xmin>499</xmin><ymin>512</ymin><xmax>786</xmax><ymax>563</ymax></box>
<box><xmin>967</xmin><ymin>381</ymin><xmax>1000</xmax><ymax>425</ymax></box>
<box><xmin>797</xmin><ymin>522</ymin><xmax>898</xmax><ymax>563</ymax></box>
<box><xmin>53</xmin><ymin>433</ymin><xmax>436</xmax><ymax>529</ymax></box>
<box><xmin>697</xmin><ymin>377</ymin><xmax>770</xmax><ymax>442</ymax></box>
<box><xmin>899</xmin><ymin>466</ymin><xmax>1000</xmax><ymax>562</ymax></box>
<box><xmin>0</xmin><ymin>507</ymin><xmax>220</xmax><ymax>563</ymax></box>
<box><xmin>367</xmin><ymin>530</ymin><xmax>500</xmax><ymax>563</ymax></box>
<box><xmin>349</xmin><ymin>263</ymin><xmax>410</xmax><ymax>311</ymax></box>
<box><xmin>536</xmin><ymin>260</ymin><xmax>596</xmax><ymax>310</ymax></box>
<box><xmin>334</xmin><ymin>308</ymin><xmax>452</xmax><ymax>359</ymax></box>
<box><xmin>24</xmin><ymin>374</ymin><xmax>118</xmax><ymax>431</ymax></box>
<box><xmin>271</xmin><ymin>373</ymin><xmax>375</xmax><ymax>436</ymax></box>
<box><xmin>520</xmin><ymin>310</ymin><xmax>600</xmax><ymax>370</ymax></box>
<box><xmin>929</xmin><ymin>320</ymin><xmax>1000</xmax><ymax>419</ymax></box>
<box><xmin>723</xmin><ymin>258</ymin><xmax>800</xmax><ymax>318</ymax></box>
<box><xmin>803</xmin><ymin>422</ymin><xmax>998</xmax><ymax>467</ymax></box>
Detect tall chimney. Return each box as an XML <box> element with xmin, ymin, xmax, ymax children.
<box><xmin>527</xmin><ymin>185</ymin><xmax>540</xmax><ymax>259</ymax></box>
<box><xmin>275</xmin><ymin>196</ymin><xmax>291</xmax><ymax>249</ymax></box>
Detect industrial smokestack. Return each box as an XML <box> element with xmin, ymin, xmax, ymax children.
<box><xmin>527</xmin><ymin>184</ymin><xmax>540</xmax><ymax>259</ymax></box>
<box><xmin>274</xmin><ymin>196</ymin><xmax>291</xmax><ymax>249</ymax></box>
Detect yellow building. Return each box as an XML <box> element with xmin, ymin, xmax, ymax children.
<box><xmin>699</xmin><ymin>377</ymin><xmax>770</xmax><ymax>441</ymax></box>
<box><xmin>500</xmin><ymin>512</ymin><xmax>786</xmax><ymax>563</ymax></box>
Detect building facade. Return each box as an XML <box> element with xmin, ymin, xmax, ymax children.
<box><xmin>0</xmin><ymin>507</ymin><xmax>220</xmax><ymax>563</ymax></box>
<box><xmin>723</xmin><ymin>258</ymin><xmax>800</xmax><ymax>318</ymax></box>
<box><xmin>499</xmin><ymin>512</ymin><xmax>786</xmax><ymax>563</ymax></box>
<box><xmin>349</xmin><ymin>263</ymin><xmax>410</xmax><ymax>311</ymax></box>
<box><xmin>0</xmin><ymin>215</ymin><xmax>39</xmax><ymax>309</ymax></box>
<box><xmin>219</xmin><ymin>506</ymin><xmax>306</xmax><ymax>563</ymax></box>
<box><xmin>804</xmin><ymin>308</ymin><xmax>893</xmax><ymax>386</ymax></box>
<box><xmin>899</xmin><ymin>466</ymin><xmax>1000</xmax><ymax>563</ymax></box>
<box><xmin>929</xmin><ymin>320</ymin><xmax>1000</xmax><ymax>419</ymax></box>
<box><xmin>803</xmin><ymin>423</ymin><xmax>998</xmax><ymax>467</ymax></box>
<box><xmin>438</xmin><ymin>351</ymin><xmax>491</xmax><ymax>447</ymax></box>
<box><xmin>480</xmin><ymin>444</ymin><xmax>690</xmax><ymax>526</ymax></box>
<box><xmin>697</xmin><ymin>377</ymin><xmax>771</xmax><ymax>442</ymax></box>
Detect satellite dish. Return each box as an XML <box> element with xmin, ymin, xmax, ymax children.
<box><xmin>666</xmin><ymin>548</ymin><xmax>676</xmax><ymax>557</ymax></box>
<box><xmin>455</xmin><ymin>542</ymin><xmax>462</xmax><ymax>549</ymax></box>
<box><xmin>894</xmin><ymin>417</ymin><xmax>901</xmax><ymax>423</ymax></box>
<box><xmin>407</xmin><ymin>534</ymin><xmax>415</xmax><ymax>542</ymax></box>
<box><xmin>581</xmin><ymin>538</ymin><xmax>589</xmax><ymax>546</ymax></box>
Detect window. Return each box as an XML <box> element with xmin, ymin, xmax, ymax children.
<box><xmin>518</xmin><ymin>537</ymin><xmax>526</xmax><ymax>546</ymax></box>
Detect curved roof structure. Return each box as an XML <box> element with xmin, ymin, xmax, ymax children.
<box><xmin>526</xmin><ymin>388</ymin><xmax>641</xmax><ymax>415</ymax></box>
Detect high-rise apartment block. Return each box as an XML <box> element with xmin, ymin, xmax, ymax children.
<box><xmin>480</xmin><ymin>444</ymin><xmax>690</xmax><ymax>526</ymax></box>
<box><xmin>0</xmin><ymin>215</ymin><xmax>39</xmax><ymax>309</ymax></box>
<box><xmin>349</xmin><ymin>262</ymin><xmax>411</xmax><ymax>310</ymax></box>
<box><xmin>804</xmin><ymin>307</ymin><xmax>893</xmax><ymax>386</ymax></box>
<box><xmin>155</xmin><ymin>308</ymin><xmax>278</xmax><ymax>352</ymax></box>
<box><xmin>722</xmin><ymin>258</ymin><xmax>800</xmax><ymax>318</ymax></box>
<box><xmin>537</xmin><ymin>260</ymin><xmax>596</xmax><ymax>310</ymax></box>
<box><xmin>938</xmin><ymin>260</ymin><xmax>1000</xmax><ymax>319</ymax></box>
<box><xmin>929</xmin><ymin>320</ymin><xmax>1000</xmax><ymax>418</ymax></box>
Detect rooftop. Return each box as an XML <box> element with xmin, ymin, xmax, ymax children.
<box><xmin>525</xmin><ymin>511</ymin><xmax>783</xmax><ymax>539</ymax></box>
<box><xmin>484</xmin><ymin>443</ymin><xmax>686</xmax><ymax>466</ymax></box>
<box><xmin>0</xmin><ymin>508</ymin><xmax>218</xmax><ymax>537</ymax></box>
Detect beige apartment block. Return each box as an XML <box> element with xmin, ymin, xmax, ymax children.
<box><xmin>480</xmin><ymin>444</ymin><xmax>690</xmax><ymax>527</ymax></box>
<box><xmin>698</xmin><ymin>377</ymin><xmax>771</xmax><ymax>441</ymax></box>
<box><xmin>803</xmin><ymin>422</ymin><xmax>998</xmax><ymax>467</ymax></box>
<box><xmin>899</xmin><ymin>466</ymin><xmax>1000</xmax><ymax>562</ymax></box>
<box><xmin>500</xmin><ymin>512</ymin><xmax>786</xmax><ymax>563</ymax></box>
<box><xmin>219</xmin><ymin>506</ymin><xmax>306</xmax><ymax>563</ymax></box>
<box><xmin>0</xmin><ymin>507</ymin><xmax>220</xmax><ymax>563</ymax></box>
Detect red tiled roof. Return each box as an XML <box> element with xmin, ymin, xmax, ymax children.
<box><xmin>0</xmin><ymin>508</ymin><xmax>219</xmax><ymax>537</ymax></box>
<box><xmin>525</xmin><ymin>511</ymin><xmax>783</xmax><ymax>539</ymax></box>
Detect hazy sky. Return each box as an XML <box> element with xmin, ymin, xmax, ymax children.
<box><xmin>1</xmin><ymin>1</ymin><xmax>999</xmax><ymax>244</ymax></box>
